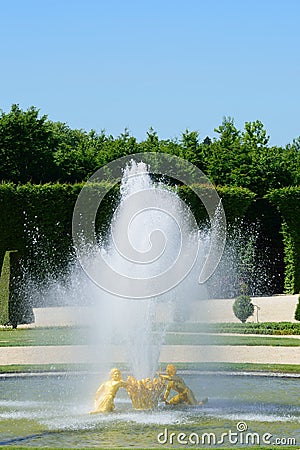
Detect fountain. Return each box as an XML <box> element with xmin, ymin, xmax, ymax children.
<box><xmin>1</xmin><ymin>154</ymin><xmax>299</xmax><ymax>447</ymax></box>
<box><xmin>71</xmin><ymin>157</ymin><xmax>213</xmax><ymax>383</ymax></box>
<box><xmin>77</xmin><ymin>158</ymin><xmax>212</xmax><ymax>411</ymax></box>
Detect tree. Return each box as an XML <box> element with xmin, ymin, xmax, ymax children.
<box><xmin>233</xmin><ymin>294</ymin><xmax>254</xmax><ymax>323</ymax></box>
<box><xmin>52</xmin><ymin>123</ymin><xmax>106</xmax><ymax>182</ymax></box>
<box><xmin>242</xmin><ymin>120</ymin><xmax>270</xmax><ymax>148</ymax></box>
<box><xmin>180</xmin><ymin>129</ymin><xmax>206</xmax><ymax>168</ymax></box>
<box><xmin>214</xmin><ymin>116</ymin><xmax>241</xmax><ymax>148</ymax></box>
<box><xmin>0</xmin><ymin>104</ymin><xmax>59</xmax><ymax>183</ymax></box>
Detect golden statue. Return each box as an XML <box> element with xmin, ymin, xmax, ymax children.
<box><xmin>89</xmin><ymin>365</ymin><xmax>206</xmax><ymax>413</ymax></box>
<box><xmin>126</xmin><ymin>376</ymin><xmax>165</xmax><ymax>410</ymax></box>
<box><xmin>158</xmin><ymin>364</ymin><xmax>208</xmax><ymax>406</ymax></box>
<box><xmin>89</xmin><ymin>368</ymin><xmax>128</xmax><ymax>414</ymax></box>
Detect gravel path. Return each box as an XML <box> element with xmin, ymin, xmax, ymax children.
<box><xmin>1</xmin><ymin>295</ymin><xmax>299</xmax><ymax>367</ymax></box>
<box><xmin>0</xmin><ymin>344</ymin><xmax>299</xmax><ymax>365</ymax></box>
<box><xmin>32</xmin><ymin>294</ymin><xmax>299</xmax><ymax>326</ymax></box>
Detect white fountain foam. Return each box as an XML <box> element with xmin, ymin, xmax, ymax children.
<box><xmin>87</xmin><ymin>160</ymin><xmax>209</xmax><ymax>378</ymax></box>
<box><xmin>23</xmin><ymin>160</ymin><xmax>211</xmax><ymax>378</ymax></box>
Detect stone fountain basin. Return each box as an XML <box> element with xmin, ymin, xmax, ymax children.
<box><xmin>0</xmin><ymin>372</ymin><xmax>299</xmax><ymax>447</ymax></box>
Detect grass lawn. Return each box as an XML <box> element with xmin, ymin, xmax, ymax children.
<box><xmin>164</xmin><ymin>333</ymin><xmax>300</xmax><ymax>346</ymax></box>
<box><xmin>0</xmin><ymin>326</ymin><xmax>300</xmax><ymax>347</ymax></box>
<box><xmin>0</xmin><ymin>326</ymin><xmax>86</xmax><ymax>346</ymax></box>
<box><xmin>0</xmin><ymin>326</ymin><xmax>299</xmax><ymax>375</ymax></box>
<box><xmin>0</xmin><ymin>362</ymin><xmax>299</xmax><ymax>374</ymax></box>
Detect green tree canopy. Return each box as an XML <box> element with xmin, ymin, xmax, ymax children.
<box><xmin>0</xmin><ymin>105</ymin><xmax>299</xmax><ymax>197</ymax></box>
<box><xmin>0</xmin><ymin>104</ymin><xmax>59</xmax><ymax>183</ymax></box>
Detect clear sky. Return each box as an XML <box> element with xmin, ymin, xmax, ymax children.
<box><xmin>1</xmin><ymin>0</ymin><xmax>300</xmax><ymax>146</ymax></box>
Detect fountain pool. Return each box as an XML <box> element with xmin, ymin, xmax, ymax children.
<box><xmin>0</xmin><ymin>372</ymin><xmax>299</xmax><ymax>447</ymax></box>
<box><xmin>4</xmin><ymin>155</ymin><xmax>299</xmax><ymax>448</ymax></box>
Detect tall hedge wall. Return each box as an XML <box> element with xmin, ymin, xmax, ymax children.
<box><xmin>0</xmin><ymin>183</ymin><xmax>256</xmax><ymax>283</ymax></box>
<box><xmin>0</xmin><ymin>182</ymin><xmax>119</xmax><ymax>280</ymax></box>
<box><xmin>0</xmin><ymin>182</ymin><xmax>258</xmax><ymax>316</ymax></box>
<box><xmin>177</xmin><ymin>185</ymin><xmax>256</xmax><ymax>224</ymax></box>
<box><xmin>266</xmin><ymin>187</ymin><xmax>300</xmax><ymax>294</ymax></box>
<box><xmin>2</xmin><ymin>181</ymin><xmax>299</xmax><ymax>309</ymax></box>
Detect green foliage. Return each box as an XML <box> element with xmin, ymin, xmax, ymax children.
<box><xmin>214</xmin><ymin>321</ymin><xmax>300</xmax><ymax>335</ymax></box>
<box><xmin>295</xmin><ymin>296</ymin><xmax>300</xmax><ymax>321</ymax></box>
<box><xmin>180</xmin><ymin>129</ymin><xmax>206</xmax><ymax>169</ymax></box>
<box><xmin>0</xmin><ymin>182</ymin><xmax>255</xmax><ymax>300</ymax></box>
<box><xmin>177</xmin><ymin>185</ymin><xmax>256</xmax><ymax>225</ymax></box>
<box><xmin>0</xmin><ymin>182</ymin><xmax>120</xmax><ymax>282</ymax></box>
<box><xmin>1</xmin><ymin>104</ymin><xmax>300</xmax><ymax>297</ymax></box>
<box><xmin>232</xmin><ymin>294</ymin><xmax>254</xmax><ymax>323</ymax></box>
<box><xmin>0</xmin><ymin>250</ymin><xmax>11</xmax><ymax>324</ymax></box>
<box><xmin>163</xmin><ymin>321</ymin><xmax>300</xmax><ymax>335</ymax></box>
<box><xmin>214</xmin><ymin>116</ymin><xmax>241</xmax><ymax>148</ymax></box>
<box><xmin>206</xmin><ymin>118</ymin><xmax>295</xmax><ymax>196</ymax></box>
<box><xmin>266</xmin><ymin>187</ymin><xmax>300</xmax><ymax>293</ymax></box>
<box><xmin>0</xmin><ymin>104</ymin><xmax>59</xmax><ymax>183</ymax></box>
<box><xmin>8</xmin><ymin>251</ymin><xmax>34</xmax><ymax>327</ymax></box>
<box><xmin>0</xmin><ymin>250</ymin><xmax>33</xmax><ymax>327</ymax></box>
<box><xmin>242</xmin><ymin>120</ymin><xmax>270</xmax><ymax>148</ymax></box>
<box><xmin>52</xmin><ymin>123</ymin><xmax>108</xmax><ymax>182</ymax></box>
<box><xmin>0</xmin><ymin>105</ymin><xmax>299</xmax><ymax>199</ymax></box>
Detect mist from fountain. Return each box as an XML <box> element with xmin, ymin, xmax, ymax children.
<box><xmin>21</xmin><ymin>159</ymin><xmax>273</xmax><ymax>381</ymax></box>
<box><xmin>85</xmin><ymin>160</ymin><xmax>210</xmax><ymax>378</ymax></box>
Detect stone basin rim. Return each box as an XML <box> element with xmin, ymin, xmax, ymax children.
<box><xmin>0</xmin><ymin>370</ymin><xmax>299</xmax><ymax>379</ymax></box>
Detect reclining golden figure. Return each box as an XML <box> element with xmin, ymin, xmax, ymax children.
<box><xmin>158</xmin><ymin>364</ymin><xmax>208</xmax><ymax>406</ymax></box>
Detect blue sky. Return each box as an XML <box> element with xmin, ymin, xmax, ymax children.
<box><xmin>1</xmin><ymin>0</ymin><xmax>300</xmax><ymax>146</ymax></box>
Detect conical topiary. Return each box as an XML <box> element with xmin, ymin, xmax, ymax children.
<box><xmin>233</xmin><ymin>294</ymin><xmax>254</xmax><ymax>323</ymax></box>
<box><xmin>295</xmin><ymin>296</ymin><xmax>300</xmax><ymax>321</ymax></box>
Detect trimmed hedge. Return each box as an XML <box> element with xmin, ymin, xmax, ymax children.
<box><xmin>266</xmin><ymin>187</ymin><xmax>300</xmax><ymax>293</ymax></box>
<box><xmin>0</xmin><ymin>182</ymin><xmax>120</xmax><ymax>281</ymax></box>
<box><xmin>0</xmin><ymin>182</ymin><xmax>256</xmax><ymax>275</ymax></box>
<box><xmin>177</xmin><ymin>185</ymin><xmax>256</xmax><ymax>224</ymax></box>
<box><xmin>163</xmin><ymin>321</ymin><xmax>300</xmax><ymax>335</ymax></box>
<box><xmin>3</xmin><ymin>182</ymin><xmax>300</xmax><ymax>303</ymax></box>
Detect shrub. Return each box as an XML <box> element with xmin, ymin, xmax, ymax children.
<box><xmin>295</xmin><ymin>296</ymin><xmax>300</xmax><ymax>321</ymax></box>
<box><xmin>233</xmin><ymin>294</ymin><xmax>254</xmax><ymax>323</ymax></box>
<box><xmin>0</xmin><ymin>250</ymin><xmax>34</xmax><ymax>327</ymax></box>
<box><xmin>0</xmin><ymin>250</ymin><xmax>11</xmax><ymax>324</ymax></box>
